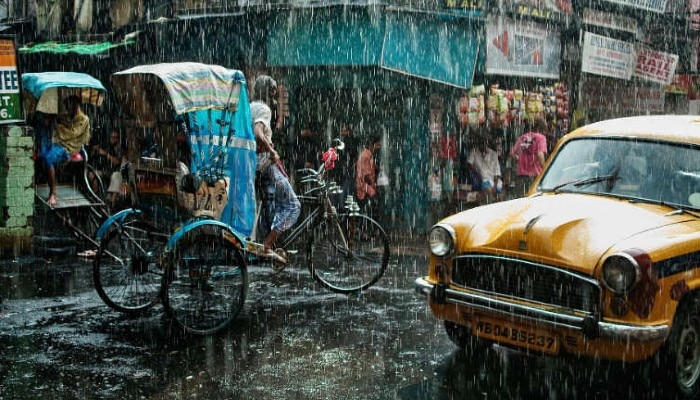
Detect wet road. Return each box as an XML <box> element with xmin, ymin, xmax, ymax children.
<box><xmin>0</xmin><ymin>237</ymin><xmax>672</xmax><ymax>399</ymax></box>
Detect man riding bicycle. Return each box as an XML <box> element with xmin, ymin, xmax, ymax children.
<box><xmin>251</xmin><ymin>75</ymin><xmax>301</xmax><ymax>260</ymax></box>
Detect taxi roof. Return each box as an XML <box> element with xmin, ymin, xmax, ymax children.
<box><xmin>565</xmin><ymin>115</ymin><xmax>700</xmax><ymax>145</ymax></box>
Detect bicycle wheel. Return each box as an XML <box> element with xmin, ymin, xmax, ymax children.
<box><xmin>162</xmin><ymin>223</ymin><xmax>248</xmax><ymax>336</ymax></box>
<box><xmin>307</xmin><ymin>214</ymin><xmax>390</xmax><ymax>294</ymax></box>
<box><xmin>93</xmin><ymin>214</ymin><xmax>166</xmax><ymax>315</ymax></box>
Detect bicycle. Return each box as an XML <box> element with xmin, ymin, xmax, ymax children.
<box><xmin>161</xmin><ymin>139</ymin><xmax>390</xmax><ymax>335</ymax></box>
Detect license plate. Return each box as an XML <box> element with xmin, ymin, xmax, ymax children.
<box><xmin>473</xmin><ymin>317</ymin><xmax>559</xmax><ymax>354</ymax></box>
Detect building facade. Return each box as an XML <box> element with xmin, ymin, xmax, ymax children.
<box><xmin>5</xmin><ymin>0</ymin><xmax>699</xmax><ymax>233</ymax></box>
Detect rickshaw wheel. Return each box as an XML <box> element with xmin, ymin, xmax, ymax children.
<box><xmin>93</xmin><ymin>215</ymin><xmax>165</xmax><ymax>315</ymax></box>
<box><xmin>162</xmin><ymin>223</ymin><xmax>248</xmax><ymax>336</ymax></box>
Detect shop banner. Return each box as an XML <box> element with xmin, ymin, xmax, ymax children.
<box><xmin>485</xmin><ymin>16</ymin><xmax>561</xmax><ymax>79</ymax></box>
<box><xmin>581</xmin><ymin>31</ymin><xmax>635</xmax><ymax>80</ymax></box>
<box><xmin>0</xmin><ymin>36</ymin><xmax>20</xmax><ymax>122</ymax></box>
<box><xmin>668</xmin><ymin>75</ymin><xmax>700</xmax><ymax>99</ymax></box>
<box><xmin>603</xmin><ymin>0</ymin><xmax>667</xmax><ymax>13</ymax></box>
<box><xmin>492</xmin><ymin>0</ymin><xmax>572</xmax><ymax>20</ymax></box>
<box><xmin>692</xmin><ymin>0</ymin><xmax>700</xmax><ymax>30</ymax></box>
<box><xmin>634</xmin><ymin>46</ymin><xmax>678</xmax><ymax>85</ymax></box>
<box><xmin>582</xmin><ymin>8</ymin><xmax>638</xmax><ymax>35</ymax></box>
<box><xmin>581</xmin><ymin>75</ymin><xmax>665</xmax><ymax>115</ymax></box>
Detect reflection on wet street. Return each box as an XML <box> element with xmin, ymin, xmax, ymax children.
<box><xmin>0</xmin><ymin>245</ymin><xmax>669</xmax><ymax>399</ymax></box>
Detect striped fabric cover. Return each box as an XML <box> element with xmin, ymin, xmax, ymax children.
<box><xmin>112</xmin><ymin>62</ymin><xmax>244</xmax><ymax>115</ymax></box>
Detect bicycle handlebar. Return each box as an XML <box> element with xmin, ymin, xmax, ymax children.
<box><xmin>297</xmin><ymin>168</ymin><xmax>318</xmax><ymax>176</ymax></box>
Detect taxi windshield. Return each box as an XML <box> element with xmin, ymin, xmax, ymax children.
<box><xmin>538</xmin><ymin>137</ymin><xmax>700</xmax><ymax>210</ymax></box>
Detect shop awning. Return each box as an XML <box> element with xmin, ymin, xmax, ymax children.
<box><xmin>267</xmin><ymin>7</ymin><xmax>384</xmax><ymax>67</ymax></box>
<box><xmin>380</xmin><ymin>10</ymin><xmax>482</xmax><ymax>89</ymax></box>
<box><xmin>19</xmin><ymin>38</ymin><xmax>136</xmax><ymax>56</ymax></box>
<box><xmin>268</xmin><ymin>6</ymin><xmax>482</xmax><ymax>89</ymax></box>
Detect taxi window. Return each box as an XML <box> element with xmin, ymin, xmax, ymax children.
<box><xmin>539</xmin><ymin>138</ymin><xmax>700</xmax><ymax>209</ymax></box>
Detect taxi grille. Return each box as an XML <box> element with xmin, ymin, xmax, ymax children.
<box><xmin>451</xmin><ymin>254</ymin><xmax>601</xmax><ymax>314</ymax></box>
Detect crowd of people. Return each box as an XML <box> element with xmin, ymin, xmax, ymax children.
<box><xmin>447</xmin><ymin>118</ymin><xmax>550</xmax><ymax>211</ymax></box>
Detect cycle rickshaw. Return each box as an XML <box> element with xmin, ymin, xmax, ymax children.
<box><xmin>94</xmin><ymin>62</ymin><xmax>390</xmax><ymax>336</ymax></box>
<box><xmin>23</xmin><ymin>71</ymin><xmax>110</xmax><ymax>252</ymax></box>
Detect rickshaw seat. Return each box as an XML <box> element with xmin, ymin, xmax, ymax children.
<box><xmin>180</xmin><ymin>173</ymin><xmax>203</xmax><ymax>195</ymax></box>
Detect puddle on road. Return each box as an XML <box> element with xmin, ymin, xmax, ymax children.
<box><xmin>0</xmin><ymin>257</ymin><xmax>93</xmax><ymax>300</ymax></box>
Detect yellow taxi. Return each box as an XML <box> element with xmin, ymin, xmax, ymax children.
<box><xmin>415</xmin><ymin>115</ymin><xmax>700</xmax><ymax>398</ymax></box>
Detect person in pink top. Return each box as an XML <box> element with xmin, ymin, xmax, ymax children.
<box><xmin>510</xmin><ymin>118</ymin><xmax>548</xmax><ymax>197</ymax></box>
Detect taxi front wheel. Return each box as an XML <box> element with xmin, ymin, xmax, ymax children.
<box><xmin>657</xmin><ymin>294</ymin><xmax>700</xmax><ymax>399</ymax></box>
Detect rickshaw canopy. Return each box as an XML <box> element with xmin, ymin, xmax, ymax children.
<box><xmin>111</xmin><ymin>62</ymin><xmax>244</xmax><ymax>122</ymax></box>
<box><xmin>111</xmin><ymin>62</ymin><xmax>256</xmax><ymax>238</ymax></box>
<box><xmin>21</xmin><ymin>72</ymin><xmax>106</xmax><ymax>114</ymax></box>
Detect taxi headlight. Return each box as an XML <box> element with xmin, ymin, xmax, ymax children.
<box><xmin>428</xmin><ymin>225</ymin><xmax>455</xmax><ymax>257</ymax></box>
<box><xmin>602</xmin><ymin>253</ymin><xmax>641</xmax><ymax>294</ymax></box>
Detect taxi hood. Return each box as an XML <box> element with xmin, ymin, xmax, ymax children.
<box><xmin>440</xmin><ymin>193</ymin><xmax>695</xmax><ymax>275</ymax></box>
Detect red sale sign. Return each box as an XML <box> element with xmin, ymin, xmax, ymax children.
<box><xmin>634</xmin><ymin>46</ymin><xmax>678</xmax><ymax>85</ymax></box>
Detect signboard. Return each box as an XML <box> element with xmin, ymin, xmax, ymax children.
<box><xmin>582</xmin><ymin>8</ymin><xmax>639</xmax><ymax>35</ymax></box>
<box><xmin>485</xmin><ymin>16</ymin><xmax>561</xmax><ymax>79</ymax></box>
<box><xmin>603</xmin><ymin>0</ymin><xmax>667</xmax><ymax>13</ymax></box>
<box><xmin>634</xmin><ymin>46</ymin><xmax>678</xmax><ymax>85</ymax></box>
<box><xmin>443</xmin><ymin>0</ymin><xmax>484</xmax><ymax>11</ymax></box>
<box><xmin>490</xmin><ymin>0</ymin><xmax>573</xmax><ymax>20</ymax></box>
<box><xmin>668</xmin><ymin>74</ymin><xmax>700</xmax><ymax>98</ymax></box>
<box><xmin>581</xmin><ymin>75</ymin><xmax>665</xmax><ymax>115</ymax></box>
<box><xmin>581</xmin><ymin>31</ymin><xmax>635</xmax><ymax>80</ymax></box>
<box><xmin>381</xmin><ymin>11</ymin><xmax>480</xmax><ymax>88</ymax></box>
<box><xmin>0</xmin><ymin>36</ymin><xmax>21</xmax><ymax>123</ymax></box>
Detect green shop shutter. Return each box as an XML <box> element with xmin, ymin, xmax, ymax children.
<box><xmin>267</xmin><ymin>8</ymin><xmax>385</xmax><ymax>67</ymax></box>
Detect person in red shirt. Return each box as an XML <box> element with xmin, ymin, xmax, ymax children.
<box><xmin>355</xmin><ymin>134</ymin><xmax>381</xmax><ymax>214</ymax></box>
<box><xmin>510</xmin><ymin>118</ymin><xmax>548</xmax><ymax>198</ymax></box>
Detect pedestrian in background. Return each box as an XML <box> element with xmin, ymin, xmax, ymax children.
<box><xmin>509</xmin><ymin>118</ymin><xmax>547</xmax><ymax>198</ymax></box>
<box><xmin>293</xmin><ymin>122</ymin><xmax>324</xmax><ymax>172</ymax></box>
<box><xmin>467</xmin><ymin>127</ymin><xmax>502</xmax><ymax>204</ymax></box>
<box><xmin>337</xmin><ymin>123</ymin><xmax>358</xmax><ymax>204</ymax></box>
<box><xmin>355</xmin><ymin>133</ymin><xmax>381</xmax><ymax>216</ymax></box>
<box><xmin>91</xmin><ymin>128</ymin><xmax>124</xmax><ymax>208</ymax></box>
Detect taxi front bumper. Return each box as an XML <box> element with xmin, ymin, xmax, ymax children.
<box><xmin>414</xmin><ymin>277</ymin><xmax>669</xmax><ymax>342</ymax></box>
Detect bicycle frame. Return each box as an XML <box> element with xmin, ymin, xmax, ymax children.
<box><xmin>277</xmin><ymin>193</ymin><xmax>347</xmax><ymax>252</ymax></box>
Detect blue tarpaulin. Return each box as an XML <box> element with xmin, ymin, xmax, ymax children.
<box><xmin>22</xmin><ymin>71</ymin><xmax>106</xmax><ymax>99</ymax></box>
<box><xmin>22</xmin><ymin>71</ymin><xmax>107</xmax><ymax>114</ymax></box>
<box><xmin>185</xmin><ymin>89</ymin><xmax>256</xmax><ymax>237</ymax></box>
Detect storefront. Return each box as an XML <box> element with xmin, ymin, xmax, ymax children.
<box><xmin>432</xmin><ymin>4</ymin><xmax>571</xmax><ymax>208</ymax></box>
<box><xmin>575</xmin><ymin>5</ymin><xmax>681</xmax><ymax>126</ymax></box>
<box><xmin>266</xmin><ymin>5</ymin><xmax>484</xmax><ymax>233</ymax></box>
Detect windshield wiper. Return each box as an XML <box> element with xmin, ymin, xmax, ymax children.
<box><xmin>551</xmin><ymin>174</ymin><xmax>621</xmax><ymax>193</ymax></box>
<box><xmin>663</xmin><ymin>208</ymin><xmax>700</xmax><ymax>218</ymax></box>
